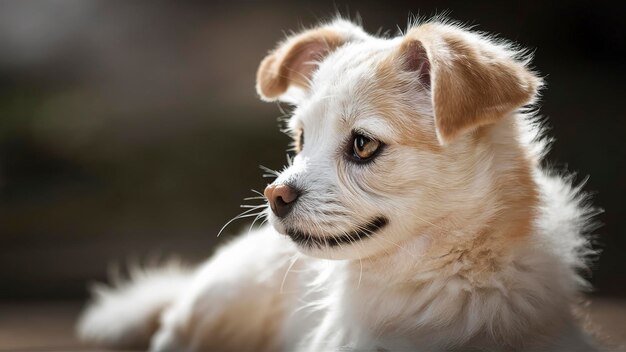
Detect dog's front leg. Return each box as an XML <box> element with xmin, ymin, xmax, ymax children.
<box><xmin>150</xmin><ymin>225</ymin><xmax>299</xmax><ymax>352</ymax></box>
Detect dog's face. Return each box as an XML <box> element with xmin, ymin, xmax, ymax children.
<box><xmin>257</xmin><ymin>20</ymin><xmax>540</xmax><ymax>260</ymax></box>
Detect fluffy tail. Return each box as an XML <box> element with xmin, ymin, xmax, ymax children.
<box><xmin>76</xmin><ymin>261</ymin><xmax>193</xmax><ymax>349</ymax></box>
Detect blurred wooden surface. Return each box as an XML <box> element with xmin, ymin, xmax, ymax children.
<box><xmin>0</xmin><ymin>298</ymin><xmax>624</xmax><ymax>351</ymax></box>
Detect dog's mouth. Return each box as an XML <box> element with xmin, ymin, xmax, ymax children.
<box><xmin>285</xmin><ymin>216</ymin><xmax>389</xmax><ymax>248</ymax></box>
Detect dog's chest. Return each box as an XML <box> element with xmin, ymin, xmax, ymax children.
<box><xmin>281</xmin><ymin>260</ymin><xmax>433</xmax><ymax>352</ymax></box>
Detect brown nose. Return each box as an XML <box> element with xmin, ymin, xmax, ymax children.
<box><xmin>264</xmin><ymin>184</ymin><xmax>300</xmax><ymax>218</ymax></box>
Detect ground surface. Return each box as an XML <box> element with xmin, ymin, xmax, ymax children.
<box><xmin>1</xmin><ymin>298</ymin><xmax>624</xmax><ymax>351</ymax></box>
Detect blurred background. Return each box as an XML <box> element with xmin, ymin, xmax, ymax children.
<box><xmin>0</xmin><ymin>0</ymin><xmax>624</xmax><ymax>350</ymax></box>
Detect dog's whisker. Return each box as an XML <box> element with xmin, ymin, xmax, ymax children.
<box><xmin>259</xmin><ymin>165</ymin><xmax>280</xmax><ymax>176</ymax></box>
<box><xmin>243</xmin><ymin>196</ymin><xmax>266</xmax><ymax>201</ymax></box>
<box><xmin>239</xmin><ymin>204</ymin><xmax>266</xmax><ymax>209</ymax></box>
<box><xmin>250</xmin><ymin>189</ymin><xmax>265</xmax><ymax>197</ymax></box>
<box><xmin>248</xmin><ymin>211</ymin><xmax>267</xmax><ymax>233</ymax></box>
<box><xmin>280</xmin><ymin>253</ymin><xmax>300</xmax><ymax>294</ymax></box>
<box><xmin>217</xmin><ymin>209</ymin><xmax>265</xmax><ymax>237</ymax></box>
<box><xmin>357</xmin><ymin>257</ymin><xmax>363</xmax><ymax>289</ymax></box>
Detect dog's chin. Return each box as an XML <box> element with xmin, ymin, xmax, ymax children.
<box><xmin>270</xmin><ymin>216</ymin><xmax>389</xmax><ymax>260</ymax></box>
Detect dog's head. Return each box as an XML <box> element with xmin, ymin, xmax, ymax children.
<box><xmin>257</xmin><ymin>19</ymin><xmax>541</xmax><ymax>260</ymax></box>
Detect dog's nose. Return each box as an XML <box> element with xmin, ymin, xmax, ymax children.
<box><xmin>264</xmin><ymin>184</ymin><xmax>299</xmax><ymax>218</ymax></box>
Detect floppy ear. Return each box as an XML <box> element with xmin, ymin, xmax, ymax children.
<box><xmin>399</xmin><ymin>24</ymin><xmax>542</xmax><ymax>145</ymax></box>
<box><xmin>256</xmin><ymin>20</ymin><xmax>369</xmax><ymax>101</ymax></box>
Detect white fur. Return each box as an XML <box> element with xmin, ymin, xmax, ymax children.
<box><xmin>77</xmin><ymin>18</ymin><xmax>600</xmax><ymax>351</ymax></box>
<box><xmin>77</xmin><ymin>262</ymin><xmax>192</xmax><ymax>348</ymax></box>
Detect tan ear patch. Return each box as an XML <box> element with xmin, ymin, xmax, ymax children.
<box><xmin>400</xmin><ymin>24</ymin><xmax>542</xmax><ymax>145</ymax></box>
<box><xmin>256</xmin><ymin>28</ymin><xmax>345</xmax><ymax>101</ymax></box>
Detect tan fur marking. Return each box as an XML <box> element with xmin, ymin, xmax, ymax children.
<box><xmin>399</xmin><ymin>24</ymin><xmax>542</xmax><ymax>144</ymax></box>
<box><xmin>429</xmin><ymin>161</ymin><xmax>537</xmax><ymax>286</ymax></box>
<box><xmin>256</xmin><ymin>29</ymin><xmax>345</xmax><ymax>100</ymax></box>
<box><xmin>372</xmin><ymin>57</ymin><xmax>441</xmax><ymax>152</ymax></box>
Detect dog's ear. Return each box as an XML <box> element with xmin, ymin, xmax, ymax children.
<box><xmin>398</xmin><ymin>24</ymin><xmax>542</xmax><ymax>145</ymax></box>
<box><xmin>257</xmin><ymin>20</ymin><xmax>368</xmax><ymax>101</ymax></box>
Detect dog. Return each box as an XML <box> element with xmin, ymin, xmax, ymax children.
<box><xmin>77</xmin><ymin>18</ymin><xmax>600</xmax><ymax>351</ymax></box>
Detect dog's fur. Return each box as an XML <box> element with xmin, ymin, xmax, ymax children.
<box><xmin>77</xmin><ymin>18</ymin><xmax>600</xmax><ymax>351</ymax></box>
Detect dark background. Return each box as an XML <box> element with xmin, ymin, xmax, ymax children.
<box><xmin>1</xmin><ymin>0</ymin><xmax>624</xmax><ymax>301</ymax></box>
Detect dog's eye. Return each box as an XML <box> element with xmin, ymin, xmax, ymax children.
<box><xmin>352</xmin><ymin>134</ymin><xmax>381</xmax><ymax>161</ymax></box>
<box><xmin>295</xmin><ymin>129</ymin><xmax>304</xmax><ymax>153</ymax></box>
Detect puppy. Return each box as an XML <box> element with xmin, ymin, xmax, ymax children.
<box><xmin>77</xmin><ymin>18</ymin><xmax>600</xmax><ymax>351</ymax></box>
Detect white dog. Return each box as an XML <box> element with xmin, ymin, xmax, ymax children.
<box><xmin>77</xmin><ymin>18</ymin><xmax>600</xmax><ymax>351</ymax></box>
